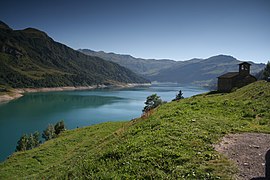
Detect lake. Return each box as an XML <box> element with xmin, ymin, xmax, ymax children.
<box><xmin>0</xmin><ymin>84</ymin><xmax>207</xmax><ymax>162</ymax></box>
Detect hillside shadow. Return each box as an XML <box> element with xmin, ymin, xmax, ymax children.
<box><xmin>205</xmin><ymin>90</ymin><xmax>220</xmax><ymax>95</ymax></box>
<box><xmin>251</xmin><ymin>149</ymin><xmax>270</xmax><ymax>180</ymax></box>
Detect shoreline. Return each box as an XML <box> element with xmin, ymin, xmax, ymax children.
<box><xmin>0</xmin><ymin>83</ymin><xmax>151</xmax><ymax>103</ymax></box>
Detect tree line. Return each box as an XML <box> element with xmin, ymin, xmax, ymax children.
<box><xmin>16</xmin><ymin>120</ymin><xmax>66</xmax><ymax>152</ymax></box>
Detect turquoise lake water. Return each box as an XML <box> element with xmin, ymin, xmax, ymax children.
<box><xmin>0</xmin><ymin>84</ymin><xmax>207</xmax><ymax>162</ymax></box>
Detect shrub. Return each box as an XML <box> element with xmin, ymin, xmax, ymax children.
<box><xmin>54</xmin><ymin>120</ymin><xmax>66</xmax><ymax>135</ymax></box>
<box><xmin>15</xmin><ymin>120</ymin><xmax>66</xmax><ymax>153</ymax></box>
<box><xmin>33</xmin><ymin>131</ymin><xmax>41</xmax><ymax>147</ymax></box>
<box><xmin>42</xmin><ymin>124</ymin><xmax>55</xmax><ymax>141</ymax></box>
<box><xmin>42</xmin><ymin>120</ymin><xmax>66</xmax><ymax>141</ymax></box>
<box><xmin>16</xmin><ymin>131</ymin><xmax>41</xmax><ymax>152</ymax></box>
<box><xmin>16</xmin><ymin>134</ymin><xmax>28</xmax><ymax>152</ymax></box>
<box><xmin>257</xmin><ymin>61</ymin><xmax>270</xmax><ymax>80</ymax></box>
<box><xmin>263</xmin><ymin>61</ymin><xmax>270</xmax><ymax>80</ymax></box>
<box><xmin>27</xmin><ymin>134</ymin><xmax>35</xmax><ymax>150</ymax></box>
<box><xmin>173</xmin><ymin>90</ymin><xmax>184</xmax><ymax>101</ymax></box>
<box><xmin>142</xmin><ymin>94</ymin><xmax>162</xmax><ymax>113</ymax></box>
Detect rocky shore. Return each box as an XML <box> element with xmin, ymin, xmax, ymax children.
<box><xmin>0</xmin><ymin>93</ymin><xmax>23</xmax><ymax>103</ymax></box>
<box><xmin>0</xmin><ymin>83</ymin><xmax>151</xmax><ymax>103</ymax></box>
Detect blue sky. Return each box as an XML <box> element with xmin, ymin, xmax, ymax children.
<box><xmin>1</xmin><ymin>0</ymin><xmax>270</xmax><ymax>63</ymax></box>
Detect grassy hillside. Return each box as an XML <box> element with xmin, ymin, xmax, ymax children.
<box><xmin>1</xmin><ymin>81</ymin><xmax>269</xmax><ymax>179</ymax></box>
<box><xmin>0</xmin><ymin>21</ymin><xmax>149</xmax><ymax>88</ymax></box>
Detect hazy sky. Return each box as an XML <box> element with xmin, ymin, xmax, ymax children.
<box><xmin>1</xmin><ymin>0</ymin><xmax>270</xmax><ymax>63</ymax></box>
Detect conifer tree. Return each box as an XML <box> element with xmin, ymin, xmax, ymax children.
<box><xmin>54</xmin><ymin>120</ymin><xmax>65</xmax><ymax>135</ymax></box>
<box><xmin>27</xmin><ymin>133</ymin><xmax>35</xmax><ymax>150</ymax></box>
<box><xmin>16</xmin><ymin>134</ymin><xmax>28</xmax><ymax>151</ymax></box>
<box><xmin>33</xmin><ymin>131</ymin><xmax>41</xmax><ymax>147</ymax></box>
<box><xmin>263</xmin><ymin>61</ymin><xmax>270</xmax><ymax>80</ymax></box>
<box><xmin>16</xmin><ymin>132</ymin><xmax>41</xmax><ymax>152</ymax></box>
<box><xmin>143</xmin><ymin>94</ymin><xmax>162</xmax><ymax>113</ymax></box>
<box><xmin>42</xmin><ymin>124</ymin><xmax>55</xmax><ymax>141</ymax></box>
<box><xmin>173</xmin><ymin>90</ymin><xmax>184</xmax><ymax>101</ymax></box>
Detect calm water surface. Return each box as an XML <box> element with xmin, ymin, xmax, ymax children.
<box><xmin>0</xmin><ymin>84</ymin><xmax>207</xmax><ymax>161</ymax></box>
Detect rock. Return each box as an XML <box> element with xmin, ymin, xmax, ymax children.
<box><xmin>249</xmin><ymin>145</ymin><xmax>260</xmax><ymax>148</ymax></box>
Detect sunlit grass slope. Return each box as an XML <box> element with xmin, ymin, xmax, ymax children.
<box><xmin>0</xmin><ymin>122</ymin><xmax>126</xmax><ymax>179</ymax></box>
<box><xmin>1</xmin><ymin>81</ymin><xmax>270</xmax><ymax>179</ymax></box>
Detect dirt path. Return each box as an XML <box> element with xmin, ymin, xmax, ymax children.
<box><xmin>214</xmin><ymin>133</ymin><xmax>270</xmax><ymax>180</ymax></box>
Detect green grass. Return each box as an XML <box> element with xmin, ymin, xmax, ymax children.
<box><xmin>1</xmin><ymin>81</ymin><xmax>270</xmax><ymax>179</ymax></box>
<box><xmin>0</xmin><ymin>122</ymin><xmax>126</xmax><ymax>179</ymax></box>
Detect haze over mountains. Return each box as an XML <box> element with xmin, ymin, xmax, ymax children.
<box><xmin>78</xmin><ymin>49</ymin><xmax>177</xmax><ymax>76</ymax></box>
<box><xmin>0</xmin><ymin>21</ymin><xmax>149</xmax><ymax>88</ymax></box>
<box><xmin>79</xmin><ymin>49</ymin><xmax>265</xmax><ymax>86</ymax></box>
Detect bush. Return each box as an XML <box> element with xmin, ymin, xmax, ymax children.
<box><xmin>42</xmin><ymin>120</ymin><xmax>66</xmax><ymax>141</ymax></box>
<box><xmin>32</xmin><ymin>131</ymin><xmax>41</xmax><ymax>147</ymax></box>
<box><xmin>263</xmin><ymin>61</ymin><xmax>270</xmax><ymax>80</ymax></box>
<box><xmin>15</xmin><ymin>120</ymin><xmax>66</xmax><ymax>152</ymax></box>
<box><xmin>54</xmin><ymin>120</ymin><xmax>66</xmax><ymax>135</ymax></box>
<box><xmin>172</xmin><ymin>90</ymin><xmax>184</xmax><ymax>101</ymax></box>
<box><xmin>16</xmin><ymin>131</ymin><xmax>41</xmax><ymax>152</ymax></box>
<box><xmin>257</xmin><ymin>61</ymin><xmax>270</xmax><ymax>80</ymax></box>
<box><xmin>42</xmin><ymin>124</ymin><xmax>55</xmax><ymax>141</ymax></box>
<box><xmin>16</xmin><ymin>134</ymin><xmax>28</xmax><ymax>152</ymax></box>
<box><xmin>143</xmin><ymin>94</ymin><xmax>162</xmax><ymax>113</ymax></box>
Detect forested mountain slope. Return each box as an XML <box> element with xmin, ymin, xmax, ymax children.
<box><xmin>0</xmin><ymin>21</ymin><xmax>149</xmax><ymax>88</ymax></box>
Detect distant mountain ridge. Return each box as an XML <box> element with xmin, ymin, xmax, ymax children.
<box><xmin>150</xmin><ymin>55</ymin><xmax>264</xmax><ymax>85</ymax></box>
<box><xmin>79</xmin><ymin>49</ymin><xmax>265</xmax><ymax>86</ymax></box>
<box><xmin>0</xmin><ymin>21</ymin><xmax>149</xmax><ymax>88</ymax></box>
<box><xmin>78</xmin><ymin>49</ymin><xmax>177</xmax><ymax>76</ymax></box>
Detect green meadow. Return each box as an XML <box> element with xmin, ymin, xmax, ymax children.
<box><xmin>1</xmin><ymin>81</ymin><xmax>269</xmax><ymax>179</ymax></box>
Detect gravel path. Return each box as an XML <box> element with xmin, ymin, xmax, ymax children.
<box><xmin>214</xmin><ymin>133</ymin><xmax>270</xmax><ymax>180</ymax></box>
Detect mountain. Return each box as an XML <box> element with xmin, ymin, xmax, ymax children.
<box><xmin>79</xmin><ymin>49</ymin><xmax>265</xmax><ymax>86</ymax></box>
<box><xmin>0</xmin><ymin>21</ymin><xmax>149</xmax><ymax>88</ymax></box>
<box><xmin>149</xmin><ymin>55</ymin><xmax>265</xmax><ymax>85</ymax></box>
<box><xmin>78</xmin><ymin>49</ymin><xmax>177</xmax><ymax>76</ymax></box>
